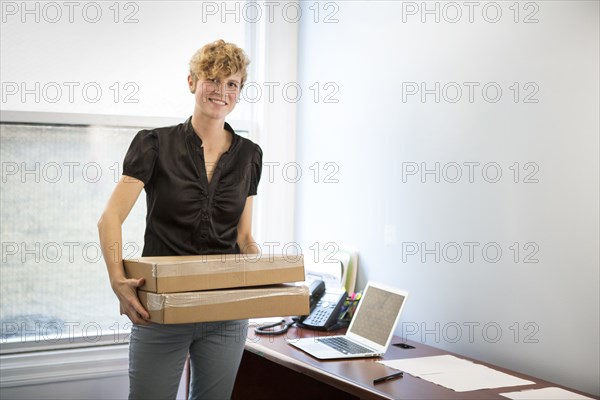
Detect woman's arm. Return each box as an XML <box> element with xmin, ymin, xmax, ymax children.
<box><xmin>237</xmin><ymin>196</ymin><xmax>259</xmax><ymax>254</ymax></box>
<box><xmin>97</xmin><ymin>175</ymin><xmax>150</xmax><ymax>324</ymax></box>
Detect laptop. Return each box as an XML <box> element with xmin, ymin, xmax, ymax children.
<box><xmin>287</xmin><ymin>282</ymin><xmax>409</xmax><ymax>359</ymax></box>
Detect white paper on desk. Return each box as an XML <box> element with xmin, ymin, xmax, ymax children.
<box><xmin>378</xmin><ymin>355</ymin><xmax>535</xmax><ymax>392</ymax></box>
<box><xmin>379</xmin><ymin>354</ymin><xmax>474</xmax><ymax>375</ymax></box>
<box><xmin>499</xmin><ymin>387</ymin><xmax>595</xmax><ymax>400</ymax></box>
<box><xmin>422</xmin><ymin>363</ymin><xmax>535</xmax><ymax>392</ymax></box>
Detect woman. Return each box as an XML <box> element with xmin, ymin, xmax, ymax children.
<box><xmin>97</xmin><ymin>40</ymin><xmax>262</xmax><ymax>399</ymax></box>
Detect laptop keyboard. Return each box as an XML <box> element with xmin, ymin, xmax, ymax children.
<box><xmin>318</xmin><ymin>336</ymin><xmax>374</xmax><ymax>355</ymax></box>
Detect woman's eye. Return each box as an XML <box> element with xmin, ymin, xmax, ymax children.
<box><xmin>228</xmin><ymin>82</ymin><xmax>238</xmax><ymax>88</ymax></box>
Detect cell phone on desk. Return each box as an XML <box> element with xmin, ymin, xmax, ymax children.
<box><xmin>296</xmin><ymin>280</ymin><xmax>347</xmax><ymax>331</ymax></box>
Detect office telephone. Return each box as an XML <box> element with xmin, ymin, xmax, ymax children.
<box><xmin>254</xmin><ymin>280</ymin><xmax>356</xmax><ymax>335</ymax></box>
<box><xmin>296</xmin><ymin>280</ymin><xmax>348</xmax><ymax>331</ymax></box>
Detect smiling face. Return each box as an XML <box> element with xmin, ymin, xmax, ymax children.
<box><xmin>187</xmin><ymin>40</ymin><xmax>249</xmax><ymax>122</ymax></box>
<box><xmin>189</xmin><ymin>72</ymin><xmax>242</xmax><ymax>121</ymax></box>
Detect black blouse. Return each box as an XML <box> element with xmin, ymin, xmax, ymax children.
<box><xmin>122</xmin><ymin>117</ymin><xmax>262</xmax><ymax>256</ymax></box>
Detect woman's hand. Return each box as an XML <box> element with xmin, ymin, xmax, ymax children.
<box><xmin>113</xmin><ymin>277</ymin><xmax>151</xmax><ymax>325</ymax></box>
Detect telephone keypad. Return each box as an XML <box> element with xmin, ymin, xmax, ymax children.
<box><xmin>300</xmin><ymin>288</ymin><xmax>347</xmax><ymax>329</ymax></box>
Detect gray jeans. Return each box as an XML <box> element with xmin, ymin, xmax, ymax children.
<box><xmin>128</xmin><ymin>320</ymin><xmax>248</xmax><ymax>400</ymax></box>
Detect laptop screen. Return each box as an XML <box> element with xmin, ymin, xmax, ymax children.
<box><xmin>348</xmin><ymin>285</ymin><xmax>407</xmax><ymax>346</ymax></box>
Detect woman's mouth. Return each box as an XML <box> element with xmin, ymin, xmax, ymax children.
<box><xmin>208</xmin><ymin>98</ymin><xmax>227</xmax><ymax>106</ymax></box>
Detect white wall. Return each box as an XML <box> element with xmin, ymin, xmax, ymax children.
<box><xmin>295</xmin><ymin>1</ymin><xmax>599</xmax><ymax>396</ymax></box>
<box><xmin>0</xmin><ymin>344</ymin><xmax>188</xmax><ymax>400</ymax></box>
<box><xmin>1</xmin><ymin>345</ymin><xmax>129</xmax><ymax>400</ymax></box>
<box><xmin>1</xmin><ymin>377</ymin><xmax>130</xmax><ymax>400</ymax></box>
<box><xmin>0</xmin><ymin>1</ymin><xmax>248</xmax><ymax>120</ymax></box>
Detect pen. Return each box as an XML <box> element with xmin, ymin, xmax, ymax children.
<box><xmin>373</xmin><ymin>371</ymin><xmax>404</xmax><ymax>384</ymax></box>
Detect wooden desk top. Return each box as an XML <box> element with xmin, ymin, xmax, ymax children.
<box><xmin>244</xmin><ymin>323</ymin><xmax>598</xmax><ymax>400</ymax></box>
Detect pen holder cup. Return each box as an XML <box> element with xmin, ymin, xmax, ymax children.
<box><xmin>338</xmin><ymin>296</ymin><xmax>361</xmax><ymax>324</ymax></box>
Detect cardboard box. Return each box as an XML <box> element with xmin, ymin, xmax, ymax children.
<box><xmin>138</xmin><ymin>284</ymin><xmax>310</xmax><ymax>324</ymax></box>
<box><xmin>124</xmin><ymin>254</ymin><xmax>305</xmax><ymax>293</ymax></box>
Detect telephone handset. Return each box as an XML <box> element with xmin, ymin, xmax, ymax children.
<box><xmin>296</xmin><ymin>280</ymin><xmax>347</xmax><ymax>331</ymax></box>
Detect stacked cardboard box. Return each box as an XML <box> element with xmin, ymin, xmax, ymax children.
<box><xmin>124</xmin><ymin>254</ymin><xmax>309</xmax><ymax>324</ymax></box>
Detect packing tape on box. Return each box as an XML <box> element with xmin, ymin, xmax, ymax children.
<box><xmin>145</xmin><ymin>285</ymin><xmax>309</xmax><ymax>311</ymax></box>
<box><xmin>151</xmin><ymin>255</ymin><xmax>304</xmax><ymax>278</ymax></box>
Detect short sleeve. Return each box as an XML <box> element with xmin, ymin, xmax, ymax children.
<box><xmin>248</xmin><ymin>144</ymin><xmax>263</xmax><ymax>196</ymax></box>
<box><xmin>122</xmin><ymin>130</ymin><xmax>158</xmax><ymax>185</ymax></box>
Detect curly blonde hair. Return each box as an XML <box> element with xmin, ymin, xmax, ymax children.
<box><xmin>189</xmin><ymin>39</ymin><xmax>250</xmax><ymax>87</ymax></box>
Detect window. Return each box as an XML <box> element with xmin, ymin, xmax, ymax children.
<box><xmin>1</xmin><ymin>120</ymin><xmax>145</xmax><ymax>350</ymax></box>
<box><xmin>0</xmin><ymin>114</ymin><xmax>251</xmax><ymax>352</ymax></box>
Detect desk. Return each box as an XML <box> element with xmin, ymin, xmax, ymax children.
<box><xmin>232</xmin><ymin>324</ymin><xmax>597</xmax><ymax>400</ymax></box>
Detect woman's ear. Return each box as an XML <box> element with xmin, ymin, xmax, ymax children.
<box><xmin>187</xmin><ymin>74</ymin><xmax>196</xmax><ymax>93</ymax></box>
